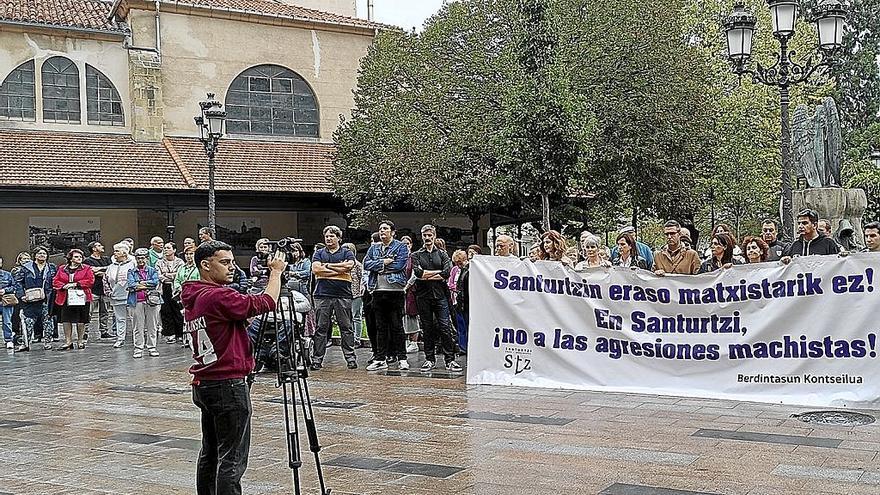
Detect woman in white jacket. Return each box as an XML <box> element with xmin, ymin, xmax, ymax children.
<box><xmin>104</xmin><ymin>243</ymin><xmax>135</xmax><ymax>348</ymax></box>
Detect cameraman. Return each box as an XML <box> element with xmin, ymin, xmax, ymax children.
<box><xmin>182</xmin><ymin>240</ymin><xmax>286</xmax><ymax>495</ymax></box>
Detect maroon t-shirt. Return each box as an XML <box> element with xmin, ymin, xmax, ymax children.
<box><xmin>182</xmin><ymin>280</ymin><xmax>276</xmax><ymax>384</ymax></box>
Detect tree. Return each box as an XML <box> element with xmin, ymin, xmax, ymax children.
<box><xmin>499</xmin><ymin>0</ymin><xmax>593</xmax><ymax>231</ymax></box>
<box><xmin>333</xmin><ymin>2</ymin><xmax>519</xmax><ymax>234</ymax></box>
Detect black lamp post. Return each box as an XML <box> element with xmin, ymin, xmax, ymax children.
<box><xmin>723</xmin><ymin>0</ymin><xmax>846</xmax><ymax>240</ymax></box>
<box><xmin>194</xmin><ymin>93</ymin><xmax>227</xmax><ymax>233</ymax></box>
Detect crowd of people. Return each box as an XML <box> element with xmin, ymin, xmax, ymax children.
<box><xmin>1</xmin><ymin>210</ymin><xmax>878</xmax><ymax>369</ymax></box>
<box><xmin>522</xmin><ymin>209</ymin><xmax>879</xmax><ymax>276</ymax></box>
<box><xmin>0</xmin><ymin>223</ymin><xmax>477</xmax><ymax>375</ymax></box>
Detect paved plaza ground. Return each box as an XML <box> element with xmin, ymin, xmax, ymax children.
<box><xmin>2</xmin><ymin>339</ymin><xmax>880</xmax><ymax>495</ymax></box>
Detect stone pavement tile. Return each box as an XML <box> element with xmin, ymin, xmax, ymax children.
<box><xmin>820</xmin><ymin>455</ymin><xmax>880</xmax><ymax>471</ymax></box>
<box><xmin>714</xmin><ymin>415</ymin><xmax>791</xmax><ymax>427</ymax></box>
<box><xmin>692</xmin><ymin>428</ymin><xmax>841</xmax><ymax>448</ymax></box>
<box><xmin>599</xmin><ymin>483</ymin><xmax>724</xmax><ymax>494</ymax></box>
<box><xmin>635</xmin><ymin>402</ymin><xmax>708</xmax><ymax>414</ymax></box>
<box><xmin>733</xmin><ymin>422</ymin><xmax>814</xmax><ymax>435</ymax></box>
<box><xmin>484</xmin><ymin>438</ymin><xmax>698</xmax><ymax>465</ymax></box>
<box><xmin>772</xmin><ymin>463</ymin><xmax>865</xmax><ymax>483</ymax></box>
<box><xmin>698</xmin><ymin>407</ymin><xmax>766</xmax><ymax>418</ymax></box>
<box><xmin>453</xmin><ymin>410</ymin><xmax>575</xmax><ymax>426</ymax></box>
<box><xmin>838</xmin><ymin>439</ymin><xmax>880</xmax><ymax>452</ymax></box>
<box><xmin>792</xmin><ymin>444</ymin><xmax>876</xmax><ymax>461</ymax></box>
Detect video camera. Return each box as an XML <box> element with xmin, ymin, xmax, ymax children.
<box><xmin>259</xmin><ymin>237</ymin><xmax>303</xmax><ymax>259</ymax></box>
<box><xmin>252</xmin><ymin>237</ymin><xmax>304</xmax><ymax>285</ymax></box>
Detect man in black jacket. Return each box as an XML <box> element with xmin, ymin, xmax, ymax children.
<box><xmin>761</xmin><ymin>219</ymin><xmax>789</xmax><ymax>261</ymax></box>
<box><xmin>781</xmin><ymin>209</ymin><xmax>840</xmax><ymax>263</ymax></box>
<box><xmin>411</xmin><ymin>224</ymin><xmax>460</xmax><ymax>373</ymax></box>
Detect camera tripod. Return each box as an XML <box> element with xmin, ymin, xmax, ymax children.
<box><xmin>248</xmin><ymin>288</ymin><xmax>331</xmax><ymax>495</ymax></box>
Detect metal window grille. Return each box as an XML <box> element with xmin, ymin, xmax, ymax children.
<box><xmin>0</xmin><ymin>60</ymin><xmax>36</xmax><ymax>121</ymax></box>
<box><xmin>226</xmin><ymin>65</ymin><xmax>319</xmax><ymax>137</ymax></box>
<box><xmin>41</xmin><ymin>57</ymin><xmax>81</xmax><ymax>124</ymax></box>
<box><xmin>86</xmin><ymin>65</ymin><xmax>124</xmax><ymax>126</ymax></box>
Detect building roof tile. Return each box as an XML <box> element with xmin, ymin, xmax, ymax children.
<box><xmin>0</xmin><ymin>129</ymin><xmax>335</xmax><ymax>194</ymax></box>
<box><xmin>0</xmin><ymin>0</ymin><xmax>124</xmax><ymax>32</ymax></box>
<box><xmin>0</xmin><ymin>129</ymin><xmax>185</xmax><ymax>189</ymax></box>
<box><xmin>164</xmin><ymin>136</ymin><xmax>334</xmax><ymax>193</ymax></box>
<box><xmin>157</xmin><ymin>0</ymin><xmax>388</xmax><ymax>30</ymax></box>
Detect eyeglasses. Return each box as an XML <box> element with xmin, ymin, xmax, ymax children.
<box><xmin>663</xmin><ymin>231</ymin><xmax>680</xmax><ymax>237</ymax></box>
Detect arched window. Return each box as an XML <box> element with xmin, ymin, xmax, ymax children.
<box><xmin>226</xmin><ymin>65</ymin><xmax>319</xmax><ymax>137</ymax></box>
<box><xmin>41</xmin><ymin>56</ymin><xmax>80</xmax><ymax>124</ymax></box>
<box><xmin>0</xmin><ymin>60</ymin><xmax>36</xmax><ymax>121</ymax></box>
<box><xmin>86</xmin><ymin>65</ymin><xmax>124</xmax><ymax>126</ymax></box>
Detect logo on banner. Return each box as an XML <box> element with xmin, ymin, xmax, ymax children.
<box><xmin>495</xmin><ymin>327</ymin><xmax>533</xmax><ymax>375</ymax></box>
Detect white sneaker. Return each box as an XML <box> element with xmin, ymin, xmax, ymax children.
<box><xmin>5</xmin><ymin>342</ymin><xmax>13</xmax><ymax>350</ymax></box>
<box><xmin>446</xmin><ymin>360</ymin><xmax>463</xmax><ymax>372</ymax></box>
<box><xmin>366</xmin><ymin>360</ymin><xmax>388</xmax><ymax>371</ymax></box>
<box><xmin>113</xmin><ymin>341</ymin><xmax>124</xmax><ymax>348</ymax></box>
<box><xmin>398</xmin><ymin>359</ymin><xmax>410</xmax><ymax>371</ymax></box>
<box><xmin>405</xmin><ymin>341</ymin><xmax>419</xmax><ymax>354</ymax></box>
<box><xmin>132</xmin><ymin>349</ymin><xmax>143</xmax><ymax>358</ymax></box>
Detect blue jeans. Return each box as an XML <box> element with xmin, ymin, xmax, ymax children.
<box><xmin>248</xmin><ymin>318</ymin><xmax>291</xmax><ymax>369</ymax></box>
<box><xmin>454</xmin><ymin>308</ymin><xmax>468</xmax><ymax>352</ymax></box>
<box><xmin>192</xmin><ymin>378</ymin><xmax>251</xmax><ymax>495</ymax></box>
<box><xmin>1</xmin><ymin>305</ymin><xmax>12</xmax><ymax>342</ymax></box>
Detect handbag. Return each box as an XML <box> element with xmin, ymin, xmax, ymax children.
<box><xmin>67</xmin><ymin>289</ymin><xmax>87</xmax><ymax>306</ymax></box>
<box><xmin>133</xmin><ymin>268</ymin><xmax>161</xmax><ymax>306</ymax></box>
<box><xmin>146</xmin><ymin>289</ymin><xmax>162</xmax><ymax>306</ymax></box>
<box><xmin>24</xmin><ymin>287</ymin><xmax>45</xmax><ymax>302</ymax></box>
<box><xmin>65</xmin><ymin>271</ymin><xmax>86</xmax><ymax>306</ymax></box>
<box><xmin>1</xmin><ymin>293</ymin><xmax>18</xmax><ymax>306</ymax></box>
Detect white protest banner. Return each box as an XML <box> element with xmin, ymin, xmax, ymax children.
<box><xmin>466</xmin><ymin>254</ymin><xmax>880</xmax><ymax>407</ymax></box>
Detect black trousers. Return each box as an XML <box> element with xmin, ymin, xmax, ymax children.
<box><xmin>192</xmin><ymin>378</ymin><xmax>251</xmax><ymax>495</ymax></box>
<box><xmin>362</xmin><ymin>291</ymin><xmax>377</xmax><ymax>351</ymax></box>
<box><xmin>373</xmin><ymin>291</ymin><xmax>406</xmax><ymax>361</ymax></box>
<box><xmin>417</xmin><ymin>295</ymin><xmax>456</xmax><ymax>363</ymax></box>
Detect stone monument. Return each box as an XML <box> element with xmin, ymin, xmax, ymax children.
<box><xmin>792</xmin><ymin>97</ymin><xmax>867</xmax><ymax>248</ymax></box>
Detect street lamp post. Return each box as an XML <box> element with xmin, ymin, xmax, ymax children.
<box><xmin>194</xmin><ymin>93</ymin><xmax>227</xmax><ymax>233</ymax></box>
<box><xmin>723</xmin><ymin>0</ymin><xmax>846</xmax><ymax>240</ymax></box>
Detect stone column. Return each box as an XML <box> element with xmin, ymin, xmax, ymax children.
<box><xmin>129</xmin><ymin>50</ymin><xmax>164</xmax><ymax>142</ymax></box>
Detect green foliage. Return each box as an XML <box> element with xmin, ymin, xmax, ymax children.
<box><xmin>333</xmin><ymin>0</ymin><xmax>879</xmax><ymax>238</ymax></box>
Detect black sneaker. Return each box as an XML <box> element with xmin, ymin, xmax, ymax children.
<box><xmin>100</xmin><ymin>332</ymin><xmax>112</xmax><ymax>339</ymax></box>
<box><xmin>347</xmin><ymin>361</ymin><xmax>358</xmax><ymax>370</ymax></box>
<box><xmin>310</xmin><ymin>362</ymin><xmax>322</xmax><ymax>371</ymax></box>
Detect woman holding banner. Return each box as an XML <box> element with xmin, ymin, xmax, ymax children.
<box><xmin>611</xmin><ymin>233</ymin><xmax>648</xmax><ymax>269</ymax></box>
<box><xmin>538</xmin><ymin>230</ymin><xmax>574</xmax><ymax>267</ymax></box>
<box><xmin>700</xmin><ymin>233</ymin><xmax>742</xmax><ymax>273</ymax></box>
<box><xmin>741</xmin><ymin>236</ymin><xmax>770</xmax><ymax>264</ymax></box>
<box><xmin>575</xmin><ymin>234</ymin><xmax>610</xmax><ymax>270</ymax></box>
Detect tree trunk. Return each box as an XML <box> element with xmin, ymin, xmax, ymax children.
<box><xmin>541</xmin><ymin>193</ymin><xmax>550</xmax><ymax>232</ymax></box>
<box><xmin>468</xmin><ymin>212</ymin><xmax>481</xmax><ymax>246</ymax></box>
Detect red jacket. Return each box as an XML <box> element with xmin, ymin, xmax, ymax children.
<box><xmin>53</xmin><ymin>264</ymin><xmax>96</xmax><ymax>306</ymax></box>
<box><xmin>181</xmin><ymin>280</ymin><xmax>276</xmax><ymax>384</ymax></box>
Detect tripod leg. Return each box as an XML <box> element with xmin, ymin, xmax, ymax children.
<box><xmin>289</xmin><ymin>313</ymin><xmax>331</xmax><ymax>495</ymax></box>
<box><xmin>277</xmin><ymin>299</ymin><xmax>304</xmax><ymax>495</ymax></box>
<box><xmin>247</xmin><ymin>312</ymin><xmax>271</xmax><ymax>388</ymax></box>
